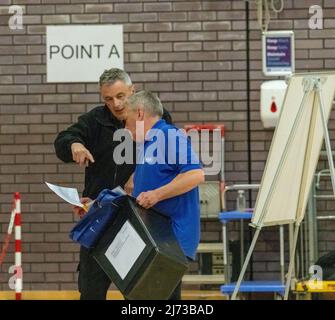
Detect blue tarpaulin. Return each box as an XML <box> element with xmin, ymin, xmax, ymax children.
<box><xmin>69</xmin><ymin>189</ymin><xmax>126</xmax><ymax>248</ymax></box>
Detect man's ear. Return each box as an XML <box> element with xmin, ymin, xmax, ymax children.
<box><xmin>130</xmin><ymin>85</ymin><xmax>135</xmax><ymax>94</ymax></box>
<box><xmin>137</xmin><ymin>107</ymin><xmax>144</xmax><ymax>120</ymax></box>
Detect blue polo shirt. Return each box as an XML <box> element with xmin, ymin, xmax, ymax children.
<box><xmin>132</xmin><ymin>119</ymin><xmax>201</xmax><ymax>260</ymax></box>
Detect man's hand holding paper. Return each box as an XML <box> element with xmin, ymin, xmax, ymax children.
<box><xmin>45</xmin><ymin>182</ymin><xmax>94</xmax><ymax>217</ymax></box>
<box><xmin>73</xmin><ymin>197</ymin><xmax>93</xmax><ymax>218</ymax></box>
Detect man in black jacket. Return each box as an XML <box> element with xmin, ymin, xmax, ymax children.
<box><xmin>54</xmin><ymin>68</ymin><xmax>172</xmax><ymax>300</ymax></box>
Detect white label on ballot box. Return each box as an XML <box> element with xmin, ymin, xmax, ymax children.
<box><xmin>105</xmin><ymin>220</ymin><xmax>146</xmax><ymax>280</ymax></box>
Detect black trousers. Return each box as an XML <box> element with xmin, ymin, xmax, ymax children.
<box><xmin>78</xmin><ymin>246</ymin><xmax>111</xmax><ymax>300</ymax></box>
<box><xmin>78</xmin><ymin>246</ymin><xmax>183</xmax><ymax>300</ymax></box>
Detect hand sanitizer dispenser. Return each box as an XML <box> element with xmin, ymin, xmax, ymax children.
<box><xmin>260</xmin><ymin>80</ymin><xmax>288</xmax><ymax>128</ymax></box>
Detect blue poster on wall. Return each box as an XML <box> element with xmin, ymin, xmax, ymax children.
<box><xmin>263</xmin><ymin>31</ymin><xmax>295</xmax><ymax>76</ymax></box>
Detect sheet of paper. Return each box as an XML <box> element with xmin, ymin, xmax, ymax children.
<box><xmin>104</xmin><ymin>220</ymin><xmax>146</xmax><ymax>280</ymax></box>
<box><xmin>45</xmin><ymin>182</ymin><xmax>84</xmax><ymax>208</ymax></box>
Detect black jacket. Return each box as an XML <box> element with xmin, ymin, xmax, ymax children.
<box><xmin>54</xmin><ymin>105</ymin><xmax>172</xmax><ymax>199</ymax></box>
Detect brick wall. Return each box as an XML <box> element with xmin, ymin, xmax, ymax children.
<box><xmin>0</xmin><ymin>0</ymin><xmax>335</xmax><ymax>290</ymax></box>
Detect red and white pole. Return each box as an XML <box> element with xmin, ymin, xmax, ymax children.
<box><xmin>14</xmin><ymin>192</ymin><xmax>22</xmax><ymax>300</ymax></box>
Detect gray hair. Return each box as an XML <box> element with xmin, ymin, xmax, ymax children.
<box><xmin>99</xmin><ymin>68</ymin><xmax>132</xmax><ymax>87</ymax></box>
<box><xmin>127</xmin><ymin>91</ymin><xmax>163</xmax><ymax>118</ymax></box>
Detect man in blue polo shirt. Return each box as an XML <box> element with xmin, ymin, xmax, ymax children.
<box><xmin>124</xmin><ymin>90</ymin><xmax>204</xmax><ymax>300</ymax></box>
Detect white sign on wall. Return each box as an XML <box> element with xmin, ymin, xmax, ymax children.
<box><xmin>46</xmin><ymin>25</ymin><xmax>123</xmax><ymax>83</ymax></box>
<box><xmin>262</xmin><ymin>30</ymin><xmax>295</xmax><ymax>77</ymax></box>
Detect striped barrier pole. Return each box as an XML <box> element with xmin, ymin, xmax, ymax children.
<box><xmin>14</xmin><ymin>192</ymin><xmax>22</xmax><ymax>301</ymax></box>
<box><xmin>0</xmin><ymin>207</ymin><xmax>15</xmax><ymax>267</ymax></box>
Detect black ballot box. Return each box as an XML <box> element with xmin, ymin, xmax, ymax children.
<box><xmin>91</xmin><ymin>196</ymin><xmax>188</xmax><ymax>300</ymax></box>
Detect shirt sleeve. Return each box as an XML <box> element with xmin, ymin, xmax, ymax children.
<box><xmin>167</xmin><ymin>129</ymin><xmax>202</xmax><ymax>174</ymax></box>
<box><xmin>54</xmin><ymin>113</ymin><xmax>92</xmax><ymax>163</ymax></box>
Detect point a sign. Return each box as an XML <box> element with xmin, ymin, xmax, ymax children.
<box><xmin>46</xmin><ymin>25</ymin><xmax>123</xmax><ymax>83</ymax></box>
<box><xmin>262</xmin><ymin>30</ymin><xmax>295</xmax><ymax>77</ymax></box>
